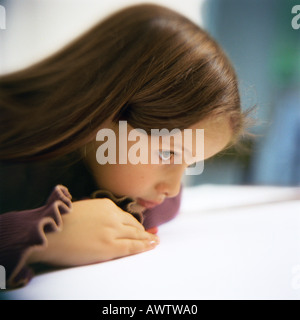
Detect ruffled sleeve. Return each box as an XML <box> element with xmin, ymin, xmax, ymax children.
<box><xmin>91</xmin><ymin>185</ymin><xmax>183</xmax><ymax>231</ymax></box>
<box><xmin>0</xmin><ymin>185</ymin><xmax>72</xmax><ymax>289</ymax></box>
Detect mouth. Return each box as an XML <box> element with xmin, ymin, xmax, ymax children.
<box><xmin>136</xmin><ymin>198</ymin><xmax>162</xmax><ymax>209</ymax></box>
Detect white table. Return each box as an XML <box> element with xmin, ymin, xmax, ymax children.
<box><xmin>1</xmin><ymin>185</ymin><xmax>300</xmax><ymax>300</ymax></box>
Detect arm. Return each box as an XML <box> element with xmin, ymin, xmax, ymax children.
<box><xmin>0</xmin><ymin>185</ymin><xmax>72</xmax><ymax>288</ymax></box>
<box><xmin>27</xmin><ymin>198</ymin><xmax>160</xmax><ymax>267</ymax></box>
<box><xmin>0</xmin><ymin>185</ymin><xmax>159</xmax><ymax>288</ymax></box>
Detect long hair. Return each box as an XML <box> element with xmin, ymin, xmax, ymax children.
<box><xmin>0</xmin><ymin>3</ymin><xmax>246</xmax><ymax>161</ymax></box>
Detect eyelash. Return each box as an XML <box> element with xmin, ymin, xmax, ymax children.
<box><xmin>158</xmin><ymin>150</ymin><xmax>176</xmax><ymax>163</ymax></box>
<box><xmin>158</xmin><ymin>151</ymin><xmax>198</xmax><ymax>167</ymax></box>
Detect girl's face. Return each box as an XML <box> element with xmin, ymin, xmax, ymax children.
<box><xmin>84</xmin><ymin>116</ymin><xmax>232</xmax><ymax>209</ymax></box>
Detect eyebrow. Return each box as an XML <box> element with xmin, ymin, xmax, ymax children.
<box><xmin>159</xmin><ymin>138</ymin><xmax>193</xmax><ymax>158</ymax></box>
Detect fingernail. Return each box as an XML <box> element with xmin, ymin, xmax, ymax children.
<box><xmin>149</xmin><ymin>240</ymin><xmax>158</xmax><ymax>248</ymax></box>
<box><xmin>150</xmin><ymin>236</ymin><xmax>160</xmax><ymax>245</ymax></box>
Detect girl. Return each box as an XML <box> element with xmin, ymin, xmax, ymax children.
<box><xmin>0</xmin><ymin>3</ymin><xmax>248</xmax><ymax>289</ymax></box>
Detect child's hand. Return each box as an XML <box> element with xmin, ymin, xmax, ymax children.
<box><xmin>28</xmin><ymin>198</ymin><xmax>160</xmax><ymax>266</ymax></box>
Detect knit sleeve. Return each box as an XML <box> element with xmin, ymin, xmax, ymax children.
<box><xmin>91</xmin><ymin>185</ymin><xmax>183</xmax><ymax>231</ymax></box>
<box><xmin>0</xmin><ymin>185</ymin><xmax>72</xmax><ymax>289</ymax></box>
<box><xmin>142</xmin><ymin>185</ymin><xmax>182</xmax><ymax>230</ymax></box>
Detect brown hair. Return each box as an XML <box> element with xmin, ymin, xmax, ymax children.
<box><xmin>0</xmin><ymin>3</ymin><xmax>248</xmax><ymax>161</ymax></box>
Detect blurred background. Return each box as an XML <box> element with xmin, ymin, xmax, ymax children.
<box><xmin>194</xmin><ymin>0</ymin><xmax>300</xmax><ymax>187</ymax></box>
<box><xmin>0</xmin><ymin>0</ymin><xmax>299</xmax><ymax>187</ymax></box>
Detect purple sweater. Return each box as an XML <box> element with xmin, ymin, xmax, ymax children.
<box><xmin>0</xmin><ymin>158</ymin><xmax>182</xmax><ymax>289</ymax></box>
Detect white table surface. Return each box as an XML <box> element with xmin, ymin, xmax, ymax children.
<box><xmin>1</xmin><ymin>184</ymin><xmax>300</xmax><ymax>300</ymax></box>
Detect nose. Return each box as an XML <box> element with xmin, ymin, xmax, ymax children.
<box><xmin>155</xmin><ymin>168</ymin><xmax>184</xmax><ymax>198</ymax></box>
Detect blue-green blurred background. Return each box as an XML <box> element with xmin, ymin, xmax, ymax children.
<box><xmin>189</xmin><ymin>0</ymin><xmax>300</xmax><ymax>187</ymax></box>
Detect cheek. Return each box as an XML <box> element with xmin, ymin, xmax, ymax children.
<box><xmin>101</xmin><ymin>164</ymin><xmax>157</xmax><ymax>197</ymax></box>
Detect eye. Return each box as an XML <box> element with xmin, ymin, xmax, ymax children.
<box><xmin>158</xmin><ymin>150</ymin><xmax>175</xmax><ymax>163</ymax></box>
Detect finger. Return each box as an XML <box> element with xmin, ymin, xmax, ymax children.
<box><xmin>146</xmin><ymin>227</ymin><xmax>158</xmax><ymax>234</ymax></box>
<box><xmin>116</xmin><ymin>238</ymin><xmax>159</xmax><ymax>256</ymax></box>
<box><xmin>122</xmin><ymin>221</ymin><xmax>145</xmax><ymax>232</ymax></box>
<box><xmin>119</xmin><ymin>211</ymin><xmax>146</xmax><ymax>231</ymax></box>
<box><xmin>117</xmin><ymin>225</ymin><xmax>160</xmax><ymax>241</ymax></box>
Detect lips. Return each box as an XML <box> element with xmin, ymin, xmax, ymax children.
<box><xmin>136</xmin><ymin>198</ymin><xmax>162</xmax><ymax>209</ymax></box>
